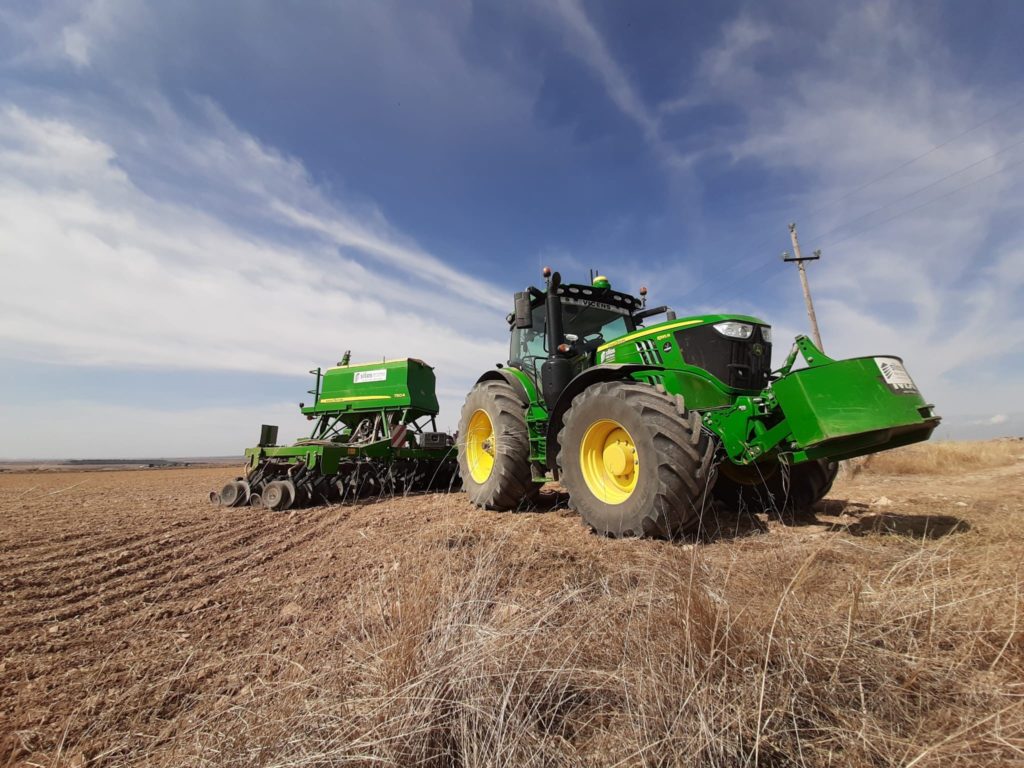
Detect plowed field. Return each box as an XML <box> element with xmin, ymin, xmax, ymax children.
<box><xmin>2</xmin><ymin>451</ymin><xmax>1023</xmax><ymax>767</ymax></box>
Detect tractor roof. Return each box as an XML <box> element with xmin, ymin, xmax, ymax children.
<box><xmin>553</xmin><ymin>281</ymin><xmax>642</xmax><ymax>313</ymax></box>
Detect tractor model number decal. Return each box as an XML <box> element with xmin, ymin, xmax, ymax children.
<box><xmin>601</xmin><ymin>348</ymin><xmax>616</xmax><ymax>363</ymax></box>
<box><xmin>354</xmin><ymin>369</ymin><xmax>387</xmax><ymax>384</ymax></box>
<box><xmin>875</xmin><ymin>357</ymin><xmax>918</xmax><ymax>395</ymax></box>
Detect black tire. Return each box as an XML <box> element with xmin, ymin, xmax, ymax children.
<box><xmin>557</xmin><ymin>381</ymin><xmax>717</xmax><ymax>538</ymax></box>
<box><xmin>219</xmin><ymin>480</ymin><xmax>249</xmax><ymax>508</ymax></box>
<box><xmin>458</xmin><ymin>380</ymin><xmax>539</xmax><ymax>510</ymax></box>
<box><xmin>713</xmin><ymin>458</ymin><xmax>838</xmax><ymax>516</ymax></box>
<box><xmin>263</xmin><ymin>480</ymin><xmax>295</xmax><ymax>511</ymax></box>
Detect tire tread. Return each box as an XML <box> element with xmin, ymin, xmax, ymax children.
<box><xmin>458</xmin><ymin>380</ymin><xmax>538</xmax><ymax>510</ymax></box>
<box><xmin>558</xmin><ymin>381</ymin><xmax>718</xmax><ymax>538</ymax></box>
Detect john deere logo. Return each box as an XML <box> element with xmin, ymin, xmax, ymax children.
<box><xmin>752</xmin><ymin>344</ymin><xmax>764</xmax><ymax>356</ymax></box>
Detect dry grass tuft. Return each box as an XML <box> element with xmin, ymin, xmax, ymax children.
<box><xmin>179</xmin><ymin>535</ymin><xmax>1023</xmax><ymax>767</ymax></box>
<box><xmin>2</xmin><ymin>463</ymin><xmax>1022</xmax><ymax>767</ymax></box>
<box><xmin>853</xmin><ymin>439</ymin><xmax>1023</xmax><ymax>476</ymax></box>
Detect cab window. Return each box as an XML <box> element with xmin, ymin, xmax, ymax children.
<box><xmin>509</xmin><ymin>306</ymin><xmax>547</xmax><ymax>377</ymax></box>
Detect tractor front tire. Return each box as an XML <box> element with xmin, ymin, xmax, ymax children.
<box><xmin>458</xmin><ymin>380</ymin><xmax>538</xmax><ymax>510</ymax></box>
<box><xmin>714</xmin><ymin>458</ymin><xmax>838</xmax><ymax>516</ymax></box>
<box><xmin>558</xmin><ymin>381</ymin><xmax>717</xmax><ymax>538</ymax></box>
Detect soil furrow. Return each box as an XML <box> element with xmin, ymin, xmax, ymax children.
<box><xmin>0</xmin><ymin>506</ymin><xmax>347</xmax><ymax>632</ymax></box>
<box><xmin>1</xmin><ymin>515</ymin><xmax>241</xmax><ymax>601</ymax></box>
<box><xmin>0</xmin><ymin>514</ymin><xmax>229</xmax><ymax>585</ymax></box>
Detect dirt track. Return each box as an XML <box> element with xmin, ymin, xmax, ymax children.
<box><xmin>1</xmin><ymin>459</ymin><xmax>1022</xmax><ymax>766</ymax></box>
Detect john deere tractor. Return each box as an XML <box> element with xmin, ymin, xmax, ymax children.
<box><xmin>458</xmin><ymin>269</ymin><xmax>939</xmax><ymax>538</ymax></box>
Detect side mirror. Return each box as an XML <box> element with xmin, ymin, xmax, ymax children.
<box><xmin>514</xmin><ymin>291</ymin><xmax>533</xmax><ymax>329</ymax></box>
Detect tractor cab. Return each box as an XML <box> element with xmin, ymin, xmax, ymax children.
<box><xmin>507</xmin><ymin>270</ymin><xmax>672</xmax><ymax>406</ymax></box>
<box><xmin>509</xmin><ymin>282</ymin><xmax>635</xmax><ymax>377</ymax></box>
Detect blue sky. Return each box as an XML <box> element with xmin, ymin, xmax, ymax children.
<box><xmin>1</xmin><ymin>0</ymin><xmax>1022</xmax><ymax>458</ymax></box>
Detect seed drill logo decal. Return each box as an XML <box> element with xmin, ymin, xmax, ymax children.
<box><xmin>875</xmin><ymin>357</ymin><xmax>918</xmax><ymax>395</ymax></box>
<box><xmin>354</xmin><ymin>369</ymin><xmax>387</xmax><ymax>384</ymax></box>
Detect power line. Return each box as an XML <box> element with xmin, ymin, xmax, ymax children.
<box><xmin>687</xmin><ymin>155</ymin><xmax>1024</xmax><ymax>310</ymax></box>
<box><xmin>680</xmin><ymin>134</ymin><xmax>1023</xmax><ymax>304</ymax></box>
<box><xmin>800</xmin><ymin>94</ymin><xmax>1024</xmax><ymax>221</ymax></box>
<box><xmin>819</xmin><ymin>154</ymin><xmax>1024</xmax><ymax>250</ymax></box>
<box><xmin>805</xmin><ymin>134</ymin><xmax>1024</xmax><ymax>244</ymax></box>
<box><xmin>677</xmin><ymin>95</ymin><xmax>1024</xmax><ymax>302</ymax></box>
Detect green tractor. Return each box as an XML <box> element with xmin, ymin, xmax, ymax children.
<box><xmin>458</xmin><ymin>269</ymin><xmax>939</xmax><ymax>538</ymax></box>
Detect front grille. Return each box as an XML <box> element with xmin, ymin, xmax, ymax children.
<box><xmin>674</xmin><ymin>324</ymin><xmax>772</xmax><ymax>389</ymax></box>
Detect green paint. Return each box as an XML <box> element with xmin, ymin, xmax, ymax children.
<box><xmin>304</xmin><ymin>358</ymin><xmax>439</xmax><ymax>416</ymax></box>
<box><xmin>243</xmin><ymin>357</ymin><xmax>455</xmax><ymax>476</ymax></box>
<box><xmin>486</xmin><ymin>278</ymin><xmax>939</xmax><ymax>478</ymax></box>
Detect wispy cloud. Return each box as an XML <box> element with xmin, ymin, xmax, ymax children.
<box><xmin>671</xmin><ymin>2</ymin><xmax>1024</xmax><ymax>415</ymax></box>
<box><xmin>545</xmin><ymin>0</ymin><xmax>693</xmax><ymax>171</ymax></box>
<box><xmin>970</xmin><ymin>413</ymin><xmax>1009</xmax><ymax>426</ymax></box>
<box><xmin>1</xmin><ymin>0</ymin><xmax>1021</xmax><ymax>460</ymax></box>
<box><xmin>0</xmin><ymin>98</ymin><xmax>507</xmax><ymax>395</ymax></box>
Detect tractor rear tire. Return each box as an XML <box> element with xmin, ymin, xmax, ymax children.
<box><xmin>458</xmin><ymin>380</ymin><xmax>538</xmax><ymax>510</ymax></box>
<box><xmin>714</xmin><ymin>458</ymin><xmax>838</xmax><ymax>516</ymax></box>
<box><xmin>558</xmin><ymin>381</ymin><xmax>717</xmax><ymax>538</ymax></box>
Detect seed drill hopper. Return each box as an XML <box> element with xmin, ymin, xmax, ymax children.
<box><xmin>213</xmin><ymin>355</ymin><xmax>459</xmax><ymax>511</ymax></box>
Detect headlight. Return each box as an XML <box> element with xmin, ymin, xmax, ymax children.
<box><xmin>761</xmin><ymin>326</ymin><xmax>772</xmax><ymax>342</ymax></box>
<box><xmin>713</xmin><ymin>321</ymin><xmax>753</xmax><ymax>339</ymax></box>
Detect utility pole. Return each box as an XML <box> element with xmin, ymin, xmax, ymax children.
<box><xmin>782</xmin><ymin>222</ymin><xmax>824</xmax><ymax>351</ymax></box>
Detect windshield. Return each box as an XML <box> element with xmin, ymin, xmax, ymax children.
<box><xmin>561</xmin><ymin>301</ymin><xmax>631</xmax><ymax>343</ymax></box>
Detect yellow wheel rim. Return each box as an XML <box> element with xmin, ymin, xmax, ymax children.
<box><xmin>466</xmin><ymin>409</ymin><xmax>496</xmax><ymax>483</ymax></box>
<box><xmin>579</xmin><ymin>418</ymin><xmax>638</xmax><ymax>504</ymax></box>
